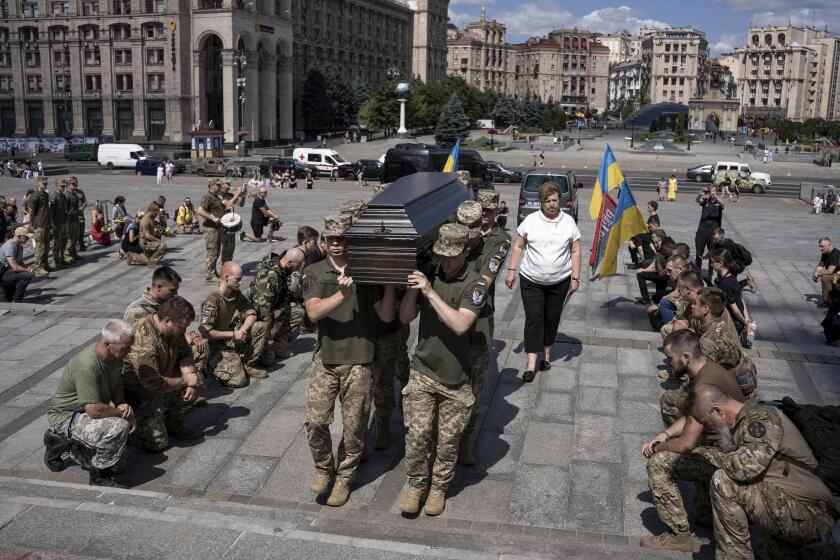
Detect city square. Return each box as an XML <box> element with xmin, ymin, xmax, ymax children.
<box><xmin>0</xmin><ymin>0</ymin><xmax>840</xmax><ymax>558</ymax></box>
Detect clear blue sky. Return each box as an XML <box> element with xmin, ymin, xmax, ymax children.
<box><xmin>448</xmin><ymin>0</ymin><xmax>839</xmax><ymax>56</ymax></box>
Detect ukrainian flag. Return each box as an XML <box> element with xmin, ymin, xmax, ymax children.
<box><xmin>597</xmin><ymin>179</ymin><xmax>649</xmax><ymax>278</ymax></box>
<box><xmin>589</xmin><ymin>144</ymin><xmax>624</xmax><ymax>220</ymax></box>
<box><xmin>442</xmin><ymin>137</ymin><xmax>460</xmax><ymax>172</ymax></box>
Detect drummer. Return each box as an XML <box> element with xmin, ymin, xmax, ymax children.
<box><xmin>196</xmin><ymin>179</ymin><xmax>229</xmax><ymax>283</ymax></box>
<box><xmin>219</xmin><ymin>179</ymin><xmax>246</xmax><ymax>264</ymax></box>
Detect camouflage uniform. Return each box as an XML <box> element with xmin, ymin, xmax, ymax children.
<box><xmin>403</xmin><ymin>224</ymin><xmax>488</xmax><ymax>492</ymax></box>
<box><xmin>200</xmin><ymin>182</ymin><xmax>227</xmax><ymax>279</ymax></box>
<box><xmin>122</xmin><ymin>315</ymin><xmax>196</xmax><ymax>452</ymax></box>
<box><xmin>63</xmin><ymin>188</ymin><xmax>81</xmax><ymax>261</ymax></box>
<box><xmin>339</xmin><ymin>200</ymin><xmax>365</xmax><ymax>222</ymax></box>
<box><xmin>27</xmin><ymin>183</ymin><xmax>51</xmax><ymax>271</ymax></box>
<box><xmin>246</xmin><ymin>253</ymin><xmax>293</xmax><ymax>365</ymax></box>
<box><xmin>372</xmin><ymin>313</ymin><xmax>405</xmax><ymax>427</ymax></box>
<box><xmin>49</xmin><ymin>183</ymin><xmax>68</xmax><ymax>268</ymax></box>
<box><xmin>218</xmin><ymin>184</ymin><xmax>239</xmax><ymax>263</ymax></box>
<box><xmin>74</xmin><ymin>185</ymin><xmax>87</xmax><ymax>251</ymax></box>
<box><xmin>659</xmin><ymin>295</ymin><xmax>692</xmax><ymax>339</ymax></box>
<box><xmin>123</xmin><ymin>290</ymin><xmax>208</xmax><ymax>376</ymax></box>
<box><xmin>199</xmin><ymin>288</ymin><xmax>260</xmax><ymax>388</ymax></box>
<box><xmin>302</xmin><ymin>214</ymin><xmax>382</xmax><ymax>484</ymax></box>
<box><xmin>710</xmin><ymin>402</ymin><xmax>838</xmax><ymax>559</ymax></box>
<box><xmin>138</xmin><ymin>214</ymin><xmax>166</xmax><ymax>264</ymax></box>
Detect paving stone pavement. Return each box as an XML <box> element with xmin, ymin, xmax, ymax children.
<box><xmin>0</xmin><ymin>173</ymin><xmax>839</xmax><ymax>559</ymax></box>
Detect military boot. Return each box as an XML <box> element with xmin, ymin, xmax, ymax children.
<box><xmin>275</xmin><ymin>347</ymin><xmax>295</xmax><ymax>360</ymax></box>
<box><xmin>164</xmin><ymin>419</ymin><xmax>202</xmax><ymax>440</ymax></box>
<box><xmin>373</xmin><ymin>421</ymin><xmax>390</xmax><ymax>450</ymax></box>
<box><xmin>398</xmin><ymin>486</ymin><xmax>424</xmax><ymax>514</ymax></box>
<box><xmin>89</xmin><ymin>467</ymin><xmax>127</xmax><ymax>488</ymax></box>
<box><xmin>458</xmin><ymin>435</ymin><xmax>476</xmax><ymax>466</ymax></box>
<box><xmin>423</xmin><ymin>489</ymin><xmax>446</xmax><ymax>516</ymax></box>
<box><xmin>34</xmin><ymin>267</ymin><xmax>51</xmax><ymax>278</ymax></box>
<box><xmin>309</xmin><ymin>470</ymin><xmax>333</xmax><ymax>494</ymax></box>
<box><xmin>43</xmin><ymin>429</ymin><xmax>70</xmax><ymax>472</ymax></box>
<box><xmin>326</xmin><ymin>478</ymin><xmax>352</xmax><ymax>507</ymax></box>
<box><xmin>639</xmin><ymin>531</ymin><xmax>700</xmax><ymax>553</ymax></box>
<box><xmin>245</xmin><ymin>364</ymin><xmax>268</xmax><ymax>379</ymax></box>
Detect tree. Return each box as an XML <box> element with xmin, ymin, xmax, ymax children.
<box><xmin>541</xmin><ymin>107</ymin><xmax>566</xmax><ymax>133</ymax></box>
<box><xmin>434</xmin><ymin>94</ymin><xmax>471</xmax><ymax>148</ymax></box>
<box><xmin>491</xmin><ymin>97</ymin><xmax>518</xmax><ymax>129</ymax></box>
<box><xmin>348</xmin><ymin>80</ymin><xmax>373</xmax><ymax>121</ymax></box>
<box><xmin>358</xmin><ymin>78</ymin><xmax>402</xmax><ymax>133</ymax></box>
<box><xmin>300</xmin><ymin>69</ymin><xmax>335</xmax><ymax>133</ymax></box>
<box><xmin>324</xmin><ymin>68</ymin><xmax>353</xmax><ymax>130</ymax></box>
<box><xmin>674</xmin><ymin>112</ymin><xmax>685</xmax><ymax>138</ymax></box>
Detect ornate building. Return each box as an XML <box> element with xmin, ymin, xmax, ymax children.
<box><xmin>608</xmin><ymin>59</ymin><xmax>643</xmax><ymax>110</ymax></box>
<box><xmin>642</xmin><ymin>28</ymin><xmax>709</xmax><ymax>106</ymax></box>
<box><xmin>0</xmin><ymin>0</ymin><xmax>293</xmax><ymax>144</ymax></box>
<box><xmin>445</xmin><ymin>5</ymin><xmax>514</xmax><ymax>95</ymax></box>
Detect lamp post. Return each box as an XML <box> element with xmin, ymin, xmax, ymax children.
<box><xmin>630</xmin><ymin>116</ymin><xmax>636</xmax><ymax>148</ymax></box>
<box><xmin>396</xmin><ymin>82</ymin><xmax>409</xmax><ymax>136</ymax></box>
<box><xmin>233</xmin><ymin>49</ymin><xmax>247</xmax><ymax>155</ymax></box>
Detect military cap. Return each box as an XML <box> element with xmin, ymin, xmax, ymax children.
<box><xmin>339</xmin><ymin>200</ymin><xmax>365</xmax><ymax>221</ymax></box>
<box><xmin>476</xmin><ymin>189</ymin><xmax>500</xmax><ymax>210</ymax></box>
<box><xmin>456</xmin><ymin>170</ymin><xmax>471</xmax><ymax>188</ymax></box>
<box><xmin>220</xmin><ymin>178</ymin><xmax>232</xmax><ymax>186</ymax></box>
<box><xmin>372</xmin><ymin>182</ymin><xmax>392</xmax><ymax>196</ymax></box>
<box><xmin>208</xmin><ymin>178</ymin><xmax>219</xmax><ymax>188</ymax></box>
<box><xmin>323</xmin><ymin>214</ymin><xmax>352</xmax><ymax>237</ymax></box>
<box><xmin>36</xmin><ymin>176</ymin><xmax>48</xmax><ymax>185</ymax></box>
<box><xmin>456</xmin><ymin>200</ymin><xmax>482</xmax><ymax>238</ymax></box>
<box><xmin>433</xmin><ymin>223</ymin><xmax>470</xmax><ymax>257</ymax></box>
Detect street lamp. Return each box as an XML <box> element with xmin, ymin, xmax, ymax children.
<box><xmin>396</xmin><ymin>82</ymin><xmax>409</xmax><ymax>136</ymax></box>
<box><xmin>233</xmin><ymin>49</ymin><xmax>247</xmax><ymax>155</ymax></box>
<box><xmin>630</xmin><ymin>116</ymin><xmax>636</xmax><ymax>148</ymax></box>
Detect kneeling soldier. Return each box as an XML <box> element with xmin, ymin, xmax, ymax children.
<box><xmin>398</xmin><ymin>223</ymin><xmax>489</xmax><ymax>516</ymax></box>
<box><xmin>44</xmin><ymin>319</ymin><xmax>137</xmax><ymax>487</ymax></box>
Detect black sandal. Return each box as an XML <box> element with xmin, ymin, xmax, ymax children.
<box><xmin>540</xmin><ymin>360</ymin><xmax>551</xmax><ymax>371</ymax></box>
<box><xmin>522</xmin><ymin>370</ymin><xmax>536</xmax><ymax>383</ymax></box>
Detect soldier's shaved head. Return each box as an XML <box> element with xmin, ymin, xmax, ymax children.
<box><xmin>220</xmin><ymin>261</ymin><xmax>241</xmax><ymax>277</ymax></box>
<box><xmin>285</xmin><ymin>247</ymin><xmax>305</xmax><ymax>264</ymax></box>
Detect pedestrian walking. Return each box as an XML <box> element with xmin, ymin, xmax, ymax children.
<box><xmin>658</xmin><ymin>177</ymin><xmax>667</xmax><ymax>201</ymax></box>
<box><xmin>165</xmin><ymin>161</ymin><xmax>174</xmax><ymax>185</ymax></box>
<box><xmin>155</xmin><ymin>163</ymin><xmax>164</xmax><ymax>185</ymax></box>
<box><xmin>667</xmin><ymin>175</ymin><xmax>678</xmax><ymax>201</ymax></box>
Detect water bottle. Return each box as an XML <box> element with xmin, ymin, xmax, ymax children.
<box><xmin>746</xmin><ymin>321</ymin><xmax>757</xmax><ymax>346</ymax></box>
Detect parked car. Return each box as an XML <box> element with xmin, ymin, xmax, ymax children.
<box><xmin>191</xmin><ymin>157</ymin><xmax>246</xmax><ymax>177</ymax></box>
<box><xmin>292</xmin><ymin>148</ymin><xmax>355</xmax><ymax>177</ymax></box>
<box><xmin>97</xmin><ymin>143</ymin><xmax>147</xmax><ymax>169</ymax></box>
<box><xmin>65</xmin><ymin>143</ymin><xmax>98</xmax><ymax>161</ymax></box>
<box><xmin>381</xmin><ymin>143</ymin><xmax>492</xmax><ymax>191</ymax></box>
<box><xmin>712</xmin><ymin>161</ymin><xmax>771</xmax><ymax>192</ymax></box>
<box><xmin>686</xmin><ymin>164</ymin><xmax>713</xmax><ymax>183</ymax></box>
<box><xmin>344</xmin><ymin>159</ymin><xmax>382</xmax><ymax>181</ymax></box>
<box><xmin>485</xmin><ymin>161</ymin><xmax>523</xmax><ymax>183</ymax></box>
<box><xmin>134</xmin><ymin>158</ymin><xmax>186</xmax><ymax>176</ymax></box>
<box><xmin>517</xmin><ymin>168</ymin><xmax>580</xmax><ymax>224</ymax></box>
<box><xmin>257</xmin><ymin>157</ymin><xmax>304</xmax><ymax>178</ymax></box>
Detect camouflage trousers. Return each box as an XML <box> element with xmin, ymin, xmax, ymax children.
<box><xmin>139</xmin><ymin>238</ymin><xmax>166</xmax><ymax>264</ymax></box>
<box><xmin>204</xmin><ymin>228</ymin><xmax>221</xmax><ymax>278</ymax></box>
<box><xmin>64</xmin><ymin>222</ymin><xmax>79</xmax><ymax>259</ymax></box>
<box><xmin>253</xmin><ymin>307</ymin><xmax>305</xmax><ymax>366</ymax></box>
<box><xmin>131</xmin><ymin>391</ymin><xmax>195</xmax><ymax>452</ymax></box>
<box><xmin>51</xmin><ymin>223</ymin><xmax>67</xmax><ymax>266</ymax></box>
<box><xmin>463</xmin><ymin>344</ymin><xmax>490</xmax><ymax>442</ymax></box>
<box><xmin>372</xmin><ymin>329</ymin><xmax>400</xmax><ymax>425</ymax></box>
<box><xmin>304</xmin><ymin>351</ymin><xmax>372</xmax><ymax>481</ymax></box>
<box><xmin>33</xmin><ymin>227</ymin><xmax>50</xmax><ymax>269</ymax></box>
<box><xmin>124</xmin><ymin>251</ymin><xmax>148</xmax><ymax>266</ymax></box>
<box><xmin>221</xmin><ymin>231</ymin><xmax>235</xmax><ymax>263</ymax></box>
<box><xmin>403</xmin><ymin>369</ymin><xmax>474</xmax><ymax>492</ymax></box>
<box><xmin>395</xmin><ymin>323</ymin><xmax>411</xmax><ymax>390</ymax></box>
<box><xmin>711</xmin><ymin>469</ymin><xmax>837</xmax><ymax>560</ymax></box>
<box><xmin>206</xmin><ymin>322</ymin><xmax>266</xmax><ymax>388</ymax></box>
<box><xmin>56</xmin><ymin>412</ymin><xmax>131</xmax><ymax>469</ymax></box>
<box><xmin>647</xmin><ymin>447</ymin><xmax>725</xmax><ymax>534</ymax></box>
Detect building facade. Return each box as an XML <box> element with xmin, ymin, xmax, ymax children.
<box><xmin>597</xmin><ymin>32</ymin><xmax>632</xmax><ymax>66</ymax></box>
<box><xmin>0</xmin><ymin>0</ymin><xmax>293</xmax><ymax>144</ymax></box>
<box><xmin>732</xmin><ymin>26</ymin><xmax>840</xmax><ymax>121</ymax></box>
<box><xmin>510</xmin><ymin>30</ymin><xmax>610</xmax><ymax>112</ymax></box>
<box><xmin>445</xmin><ymin>6</ymin><xmax>513</xmax><ymax>95</ymax></box>
<box><xmin>642</xmin><ymin>27</ymin><xmax>708</xmax><ymax>106</ymax></box>
<box><xmin>608</xmin><ymin>59</ymin><xmax>642</xmax><ymax>110</ymax></box>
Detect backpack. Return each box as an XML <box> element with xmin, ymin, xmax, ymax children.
<box><xmin>732</xmin><ymin>242</ymin><xmax>753</xmax><ymax>267</ymax></box>
<box><xmin>764</xmin><ymin>397</ymin><xmax>840</xmax><ymax>494</ymax></box>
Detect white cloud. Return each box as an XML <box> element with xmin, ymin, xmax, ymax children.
<box><xmin>719</xmin><ymin>0</ymin><xmax>840</xmax><ymax>34</ymax></box>
<box><xmin>710</xmin><ymin>32</ymin><xmax>744</xmax><ymax>56</ymax></box>
<box><xmin>450</xmin><ymin>0</ymin><xmax>492</xmax><ymax>5</ymax></box>
<box><xmin>448</xmin><ymin>8</ymin><xmax>473</xmax><ymax>28</ymax></box>
<box><xmin>576</xmin><ymin>7</ymin><xmax>670</xmax><ymax>35</ymax></box>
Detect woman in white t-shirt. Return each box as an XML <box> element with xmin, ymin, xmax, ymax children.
<box><xmin>505</xmin><ymin>182</ymin><xmax>581</xmax><ymax>382</ymax></box>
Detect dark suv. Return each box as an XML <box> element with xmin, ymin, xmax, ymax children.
<box><xmin>381</xmin><ymin>143</ymin><xmax>491</xmax><ymax>190</ymax></box>
<box><xmin>259</xmin><ymin>157</ymin><xmax>308</xmax><ymax>178</ymax></box>
<box><xmin>485</xmin><ymin>161</ymin><xmax>523</xmax><ymax>184</ymax></box>
<box><xmin>344</xmin><ymin>159</ymin><xmax>382</xmax><ymax>181</ymax></box>
<box><xmin>517</xmin><ymin>168</ymin><xmax>581</xmax><ymax>223</ymax></box>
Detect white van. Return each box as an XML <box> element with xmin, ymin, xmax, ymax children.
<box><xmin>292</xmin><ymin>148</ymin><xmax>353</xmax><ymax>176</ymax></box>
<box><xmin>97</xmin><ymin>143</ymin><xmax>147</xmax><ymax>169</ymax></box>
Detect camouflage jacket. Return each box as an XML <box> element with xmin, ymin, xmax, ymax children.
<box><xmin>122</xmin><ymin>315</ymin><xmax>193</xmax><ymax>400</ymax></box>
<box><xmin>199</xmin><ymin>289</ymin><xmax>256</xmax><ymax>344</ymax></box>
<box><xmin>123</xmin><ymin>291</ymin><xmax>162</xmax><ymax>326</ymax></box>
<box><xmin>699</xmin><ymin>317</ymin><xmax>757</xmax><ymax>395</ymax></box>
<box><xmin>247</xmin><ymin>253</ymin><xmax>292</xmax><ymax>323</ymax></box>
<box><xmin>49</xmin><ymin>191</ymin><xmax>68</xmax><ymax>225</ymax></box>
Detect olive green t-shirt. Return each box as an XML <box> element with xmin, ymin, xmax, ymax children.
<box><xmin>47</xmin><ymin>345</ymin><xmax>123</xmax><ymax>429</ymax></box>
<box><xmin>302</xmin><ymin>258</ymin><xmax>380</xmax><ymax>365</ymax></box>
<box><xmin>468</xmin><ymin>227</ymin><xmax>511</xmax><ymax>349</ymax></box>
<box><xmin>200</xmin><ymin>191</ymin><xmax>226</xmax><ymax>229</ymax></box>
<box><xmin>411</xmin><ymin>263</ymin><xmax>488</xmax><ymax>385</ymax></box>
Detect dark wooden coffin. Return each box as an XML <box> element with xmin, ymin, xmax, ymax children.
<box><xmin>344</xmin><ymin>172</ymin><xmax>472</xmax><ymax>284</ymax></box>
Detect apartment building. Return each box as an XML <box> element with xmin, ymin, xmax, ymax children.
<box><xmin>642</xmin><ymin>27</ymin><xmax>708</xmax><ymax>105</ymax></box>
<box><xmin>597</xmin><ymin>32</ymin><xmax>633</xmax><ymax>66</ymax></box>
<box><xmin>445</xmin><ymin>6</ymin><xmax>514</xmax><ymax>95</ymax></box>
<box><xmin>608</xmin><ymin>59</ymin><xmax>643</xmax><ymax>110</ymax></box>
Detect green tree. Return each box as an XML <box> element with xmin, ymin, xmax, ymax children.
<box><xmin>491</xmin><ymin>96</ymin><xmax>518</xmax><ymax>129</ymax></box>
<box><xmin>301</xmin><ymin>69</ymin><xmax>335</xmax><ymax>133</ymax></box>
<box><xmin>324</xmin><ymin>68</ymin><xmax>353</xmax><ymax>130</ymax></box>
<box><xmin>434</xmin><ymin>94</ymin><xmax>471</xmax><ymax>148</ymax></box>
<box><xmin>348</xmin><ymin>80</ymin><xmax>373</xmax><ymax>121</ymax></box>
<box><xmin>358</xmin><ymin>78</ymin><xmax>402</xmax><ymax>133</ymax></box>
<box><xmin>674</xmin><ymin>112</ymin><xmax>685</xmax><ymax>138</ymax></box>
<box><xmin>541</xmin><ymin>108</ymin><xmax>566</xmax><ymax>133</ymax></box>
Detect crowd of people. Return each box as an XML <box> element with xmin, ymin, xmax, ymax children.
<box><xmin>811</xmin><ymin>189</ymin><xmax>839</xmax><ymax>215</ymax></box>
<box><xmin>0</xmin><ymin>167</ymin><xmax>836</xmax><ymax>555</ymax></box>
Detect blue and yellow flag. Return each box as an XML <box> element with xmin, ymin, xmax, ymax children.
<box><xmin>442</xmin><ymin>137</ymin><xmax>460</xmax><ymax>172</ymax></box>
<box><xmin>597</xmin><ymin>179</ymin><xmax>649</xmax><ymax>278</ymax></box>
<box><xmin>589</xmin><ymin>144</ymin><xmax>624</xmax><ymax>220</ymax></box>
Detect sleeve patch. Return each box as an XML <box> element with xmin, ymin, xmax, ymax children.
<box><xmin>471</xmin><ymin>285</ymin><xmax>487</xmax><ymax>306</ymax></box>
<box><xmin>488</xmin><ymin>257</ymin><xmax>501</xmax><ymax>274</ymax></box>
<box><xmin>748</xmin><ymin>421</ymin><xmax>766</xmax><ymax>438</ymax></box>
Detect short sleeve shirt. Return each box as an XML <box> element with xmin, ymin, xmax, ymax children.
<box><xmin>0</xmin><ymin>239</ymin><xmax>22</xmax><ymax>266</ymax></box>
<box><xmin>697</xmin><ymin>198</ymin><xmax>723</xmax><ymax>232</ymax></box>
<box><xmin>715</xmin><ymin>274</ymin><xmax>744</xmax><ymax>315</ymax></box>
<box><xmin>410</xmin><ymin>263</ymin><xmax>488</xmax><ymax>385</ymax></box>
<box><xmin>517</xmin><ymin>211</ymin><xmax>580</xmax><ymax>285</ymax></box>
<box><xmin>123</xmin><ymin>315</ymin><xmax>192</xmax><ymax>400</ymax></box>
<box><xmin>200</xmin><ymin>191</ymin><xmax>226</xmax><ymax>228</ymax></box>
<box><xmin>48</xmin><ymin>345</ymin><xmax>123</xmax><ymax>428</ymax></box>
<box><xmin>820</xmin><ymin>248</ymin><xmax>840</xmax><ymax>270</ymax></box>
<box><xmin>693</xmin><ymin>361</ymin><xmax>744</xmax><ymax>403</ymax></box>
<box><xmin>302</xmin><ymin>259</ymin><xmax>380</xmax><ymax>365</ymax></box>
<box><xmin>199</xmin><ymin>289</ymin><xmax>256</xmax><ymax>338</ymax></box>
<box><xmin>251</xmin><ymin>197</ymin><xmax>268</xmax><ymax>226</ymax></box>
<box><xmin>64</xmin><ymin>190</ymin><xmax>80</xmax><ymax>221</ymax></box>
